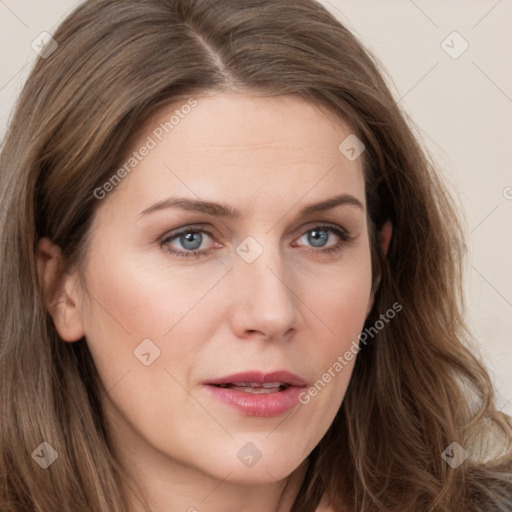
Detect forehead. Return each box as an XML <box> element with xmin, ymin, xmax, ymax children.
<box><xmin>101</xmin><ymin>92</ymin><xmax>366</xmax><ymax>218</ymax></box>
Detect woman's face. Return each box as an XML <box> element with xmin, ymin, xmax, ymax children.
<box><xmin>48</xmin><ymin>92</ymin><xmax>374</xmax><ymax>486</ymax></box>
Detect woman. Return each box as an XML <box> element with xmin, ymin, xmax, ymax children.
<box><xmin>0</xmin><ymin>0</ymin><xmax>510</xmax><ymax>511</ymax></box>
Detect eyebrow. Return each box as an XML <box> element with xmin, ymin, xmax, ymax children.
<box><xmin>137</xmin><ymin>193</ymin><xmax>364</xmax><ymax>220</ymax></box>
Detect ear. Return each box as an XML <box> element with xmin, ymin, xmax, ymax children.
<box><xmin>378</xmin><ymin>219</ymin><xmax>393</xmax><ymax>258</ymax></box>
<box><xmin>366</xmin><ymin>220</ymin><xmax>393</xmax><ymax>316</ymax></box>
<box><xmin>36</xmin><ymin>237</ymin><xmax>85</xmax><ymax>342</ymax></box>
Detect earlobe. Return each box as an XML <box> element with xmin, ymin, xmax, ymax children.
<box><xmin>365</xmin><ymin>292</ymin><xmax>375</xmax><ymax>317</ymax></box>
<box><xmin>365</xmin><ymin>220</ymin><xmax>392</xmax><ymax>318</ymax></box>
<box><xmin>36</xmin><ymin>237</ymin><xmax>85</xmax><ymax>342</ymax></box>
<box><xmin>379</xmin><ymin>219</ymin><xmax>393</xmax><ymax>257</ymax></box>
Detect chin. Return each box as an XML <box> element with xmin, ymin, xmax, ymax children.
<box><xmin>223</xmin><ymin>462</ymin><xmax>302</xmax><ymax>486</ymax></box>
<box><xmin>201</xmin><ymin>444</ymin><xmax>307</xmax><ymax>485</ymax></box>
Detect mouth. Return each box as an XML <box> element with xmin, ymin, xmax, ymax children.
<box><xmin>203</xmin><ymin>370</ymin><xmax>307</xmax><ymax>417</ymax></box>
<box><xmin>213</xmin><ymin>382</ymin><xmax>290</xmax><ymax>394</ymax></box>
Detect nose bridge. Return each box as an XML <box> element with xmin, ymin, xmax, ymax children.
<box><xmin>229</xmin><ymin>234</ymin><xmax>299</xmax><ymax>338</ymax></box>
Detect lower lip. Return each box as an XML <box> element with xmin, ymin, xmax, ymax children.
<box><xmin>203</xmin><ymin>384</ymin><xmax>305</xmax><ymax>417</ymax></box>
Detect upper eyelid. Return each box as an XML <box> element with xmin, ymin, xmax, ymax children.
<box><xmin>160</xmin><ymin>222</ymin><xmax>349</xmax><ymax>246</ymax></box>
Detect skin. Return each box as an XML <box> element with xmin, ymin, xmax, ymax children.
<box><xmin>38</xmin><ymin>92</ymin><xmax>392</xmax><ymax>512</ymax></box>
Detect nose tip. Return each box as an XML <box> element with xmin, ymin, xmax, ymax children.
<box><xmin>228</xmin><ymin>255</ymin><xmax>299</xmax><ymax>342</ymax></box>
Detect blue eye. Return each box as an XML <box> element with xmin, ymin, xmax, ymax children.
<box><xmin>293</xmin><ymin>225</ymin><xmax>352</xmax><ymax>255</ymax></box>
<box><xmin>175</xmin><ymin>231</ymin><xmax>205</xmax><ymax>251</ymax></box>
<box><xmin>299</xmin><ymin>228</ymin><xmax>331</xmax><ymax>248</ymax></box>
<box><xmin>161</xmin><ymin>228</ymin><xmax>214</xmax><ymax>257</ymax></box>
<box><xmin>160</xmin><ymin>223</ymin><xmax>352</xmax><ymax>259</ymax></box>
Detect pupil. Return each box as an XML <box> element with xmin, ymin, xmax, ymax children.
<box><xmin>308</xmin><ymin>229</ymin><xmax>328</xmax><ymax>247</ymax></box>
<box><xmin>181</xmin><ymin>232</ymin><xmax>202</xmax><ymax>250</ymax></box>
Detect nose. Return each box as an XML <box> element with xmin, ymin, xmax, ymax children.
<box><xmin>228</xmin><ymin>244</ymin><xmax>300</xmax><ymax>341</ymax></box>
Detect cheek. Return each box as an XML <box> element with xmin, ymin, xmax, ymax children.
<box><xmin>79</xmin><ymin>247</ymin><xmax>230</xmax><ymax>388</ymax></box>
<box><xmin>317</xmin><ymin>266</ymin><xmax>371</xmax><ymax>329</ymax></box>
<box><xmin>299</xmin><ymin>244</ymin><xmax>373</xmax><ymax>341</ymax></box>
<box><xmin>293</xmin><ymin>246</ymin><xmax>372</xmax><ymax>411</ymax></box>
<box><xmin>78</xmin><ymin>252</ymin><xmax>211</xmax><ymax>444</ymax></box>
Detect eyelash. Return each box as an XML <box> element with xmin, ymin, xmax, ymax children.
<box><xmin>159</xmin><ymin>223</ymin><xmax>353</xmax><ymax>259</ymax></box>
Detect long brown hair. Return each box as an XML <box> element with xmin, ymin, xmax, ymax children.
<box><xmin>1</xmin><ymin>0</ymin><xmax>511</xmax><ymax>510</ymax></box>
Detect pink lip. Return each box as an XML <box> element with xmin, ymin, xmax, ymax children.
<box><xmin>205</xmin><ymin>370</ymin><xmax>307</xmax><ymax>387</ymax></box>
<box><xmin>203</xmin><ymin>370</ymin><xmax>307</xmax><ymax>417</ymax></box>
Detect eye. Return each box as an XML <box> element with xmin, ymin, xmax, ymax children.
<box><xmin>159</xmin><ymin>223</ymin><xmax>352</xmax><ymax>259</ymax></box>
<box><xmin>293</xmin><ymin>224</ymin><xmax>352</xmax><ymax>255</ymax></box>
<box><xmin>160</xmin><ymin>225</ymin><xmax>217</xmax><ymax>258</ymax></box>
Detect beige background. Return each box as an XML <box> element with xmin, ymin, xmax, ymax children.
<box><xmin>1</xmin><ymin>0</ymin><xmax>511</xmax><ymax>414</ymax></box>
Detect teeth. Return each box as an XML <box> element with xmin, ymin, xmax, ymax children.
<box><xmin>214</xmin><ymin>382</ymin><xmax>289</xmax><ymax>392</ymax></box>
<box><xmin>229</xmin><ymin>381</ymin><xmax>286</xmax><ymax>388</ymax></box>
<box><xmin>229</xmin><ymin>385</ymin><xmax>280</xmax><ymax>394</ymax></box>
<box><xmin>262</xmin><ymin>382</ymin><xmax>285</xmax><ymax>388</ymax></box>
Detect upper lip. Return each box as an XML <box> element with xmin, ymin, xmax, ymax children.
<box><xmin>205</xmin><ymin>370</ymin><xmax>307</xmax><ymax>387</ymax></box>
